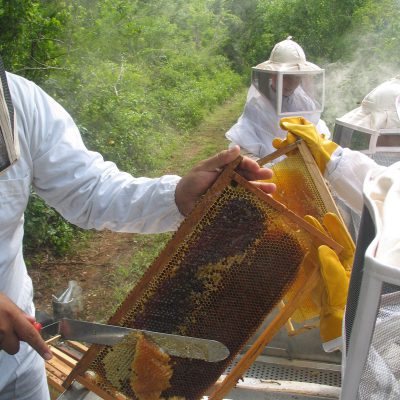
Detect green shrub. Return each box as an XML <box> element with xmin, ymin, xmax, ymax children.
<box><xmin>24</xmin><ymin>193</ymin><xmax>86</xmax><ymax>257</ymax></box>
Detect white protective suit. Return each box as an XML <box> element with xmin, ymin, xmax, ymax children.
<box><xmin>338</xmin><ymin>156</ymin><xmax>400</xmax><ymax>400</ymax></box>
<box><xmin>331</xmin><ymin>77</ymin><xmax>400</xmax><ymax>239</ymax></box>
<box><xmin>226</xmin><ymin>37</ymin><xmax>330</xmax><ymax>160</ymax></box>
<box><xmin>226</xmin><ymin>84</ymin><xmax>331</xmax><ymax>159</ymax></box>
<box><xmin>0</xmin><ymin>72</ymin><xmax>184</xmax><ymax>399</ymax></box>
<box><xmin>327</xmin><ymin>146</ymin><xmax>384</xmax><ymax>215</ymax></box>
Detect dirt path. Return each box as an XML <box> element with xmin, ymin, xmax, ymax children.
<box><xmin>30</xmin><ymin>89</ymin><xmax>246</xmax><ymax>323</ymax></box>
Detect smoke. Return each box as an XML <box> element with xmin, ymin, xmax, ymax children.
<box><xmin>322</xmin><ymin>32</ymin><xmax>399</xmax><ymax>130</ymax></box>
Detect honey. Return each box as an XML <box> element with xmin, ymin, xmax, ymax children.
<box><xmin>130</xmin><ymin>333</ymin><xmax>172</xmax><ymax>400</ymax></box>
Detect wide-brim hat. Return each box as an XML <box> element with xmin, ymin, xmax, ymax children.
<box><xmin>253</xmin><ymin>37</ymin><xmax>322</xmax><ymax>73</ymax></box>
<box><xmin>336</xmin><ymin>76</ymin><xmax>400</xmax><ymax>132</ymax></box>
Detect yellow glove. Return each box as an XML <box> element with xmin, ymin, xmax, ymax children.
<box><xmin>285</xmin><ymin>214</ymin><xmax>328</xmax><ymax>324</ymax></box>
<box><xmin>317</xmin><ymin>213</ymin><xmax>354</xmax><ymax>352</ymax></box>
<box><xmin>318</xmin><ymin>245</ymin><xmax>349</xmax><ymax>352</ymax></box>
<box><xmin>272</xmin><ymin>116</ymin><xmax>338</xmax><ymax>174</ymax></box>
<box><xmin>285</xmin><ymin>256</ymin><xmax>322</xmax><ymax>323</ymax></box>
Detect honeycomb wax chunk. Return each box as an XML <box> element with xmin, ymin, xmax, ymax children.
<box><xmin>130</xmin><ymin>333</ymin><xmax>173</xmax><ymax>400</ymax></box>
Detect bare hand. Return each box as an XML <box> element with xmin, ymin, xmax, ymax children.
<box><xmin>175</xmin><ymin>145</ymin><xmax>276</xmax><ymax>216</ymax></box>
<box><xmin>0</xmin><ymin>293</ymin><xmax>52</xmax><ymax>360</ymax></box>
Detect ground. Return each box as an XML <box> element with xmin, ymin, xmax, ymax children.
<box><xmin>29</xmin><ymin>90</ymin><xmax>246</xmax><ymax>324</ymax></box>
<box><xmin>30</xmin><ymin>231</ymin><xmax>137</xmax><ymax>322</ymax></box>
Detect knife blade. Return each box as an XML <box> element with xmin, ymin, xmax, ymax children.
<box><xmin>41</xmin><ymin>318</ymin><xmax>229</xmax><ymax>362</ymax></box>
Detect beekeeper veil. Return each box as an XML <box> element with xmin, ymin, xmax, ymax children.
<box><xmin>0</xmin><ymin>55</ymin><xmax>19</xmax><ymax>175</ymax></box>
<box><xmin>225</xmin><ymin>37</ymin><xmax>329</xmax><ymax>159</ymax></box>
<box><xmin>334</xmin><ymin>76</ymin><xmax>400</xmax><ymax>166</ymax></box>
<box><xmin>251</xmin><ymin>36</ymin><xmax>325</xmax><ymax>119</ymax></box>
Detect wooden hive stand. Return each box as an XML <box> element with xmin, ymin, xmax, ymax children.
<box><xmin>45</xmin><ymin>336</ymin><xmax>96</xmax><ymax>399</ymax></box>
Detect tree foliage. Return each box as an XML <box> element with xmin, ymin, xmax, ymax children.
<box><xmin>1</xmin><ymin>0</ymin><xmax>397</xmax><ymax>257</ymax></box>
<box><xmin>0</xmin><ymin>0</ymin><xmax>69</xmax><ymax>82</ymax></box>
<box><xmin>322</xmin><ymin>0</ymin><xmax>400</xmax><ymax>126</ymax></box>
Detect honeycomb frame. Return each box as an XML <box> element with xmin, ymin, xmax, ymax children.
<box><xmin>257</xmin><ymin>139</ymin><xmax>344</xmax><ymax>223</ymax></box>
<box><xmin>64</xmin><ymin>150</ymin><xmax>342</xmax><ymax>400</ymax></box>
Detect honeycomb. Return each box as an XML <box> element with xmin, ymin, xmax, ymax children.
<box><xmin>268</xmin><ymin>150</ymin><xmax>328</xmax><ymax>221</ymax></box>
<box><xmin>69</xmin><ymin>161</ymin><xmax>337</xmax><ymax>400</ymax></box>
<box><xmin>101</xmin><ymin>331</ymin><xmax>173</xmax><ymax>400</ymax></box>
<box><xmin>259</xmin><ymin>145</ymin><xmax>342</xmax><ymax>323</ymax></box>
<box><xmin>130</xmin><ymin>333</ymin><xmax>173</xmax><ymax>400</ymax></box>
<box><xmin>102</xmin><ymin>331</ymin><xmax>139</xmax><ymax>390</ymax></box>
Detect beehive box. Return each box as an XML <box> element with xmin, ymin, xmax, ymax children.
<box><xmin>65</xmin><ymin>149</ymin><xmax>341</xmax><ymax>400</ymax></box>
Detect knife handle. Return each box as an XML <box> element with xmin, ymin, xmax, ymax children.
<box><xmin>31</xmin><ymin>321</ymin><xmax>43</xmax><ymax>332</ymax></box>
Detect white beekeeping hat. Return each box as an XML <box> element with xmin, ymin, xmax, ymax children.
<box><xmin>251</xmin><ymin>37</ymin><xmax>325</xmax><ymax>117</ymax></box>
<box><xmin>254</xmin><ymin>36</ymin><xmax>322</xmax><ymax>72</ymax></box>
<box><xmin>337</xmin><ymin>76</ymin><xmax>400</xmax><ymax>132</ymax></box>
<box><xmin>333</xmin><ymin>76</ymin><xmax>400</xmax><ymax>166</ymax></box>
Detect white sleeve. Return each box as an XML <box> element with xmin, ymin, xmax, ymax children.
<box><xmin>19</xmin><ymin>75</ymin><xmax>184</xmax><ymax>233</ymax></box>
<box><xmin>325</xmin><ymin>147</ymin><xmax>385</xmax><ymax>214</ymax></box>
<box><xmin>316</xmin><ymin>118</ymin><xmax>331</xmax><ymax>139</ymax></box>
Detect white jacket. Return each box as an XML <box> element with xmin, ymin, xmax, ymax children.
<box><xmin>0</xmin><ymin>73</ymin><xmax>183</xmax><ymax>387</ymax></box>
<box><xmin>0</xmin><ymin>74</ymin><xmax>183</xmax><ymax>399</ymax></box>
<box><xmin>226</xmin><ymin>85</ymin><xmax>331</xmax><ymax>159</ymax></box>
<box><xmin>327</xmin><ymin>147</ymin><xmax>386</xmax><ymax>215</ymax></box>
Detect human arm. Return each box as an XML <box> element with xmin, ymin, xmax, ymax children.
<box><xmin>10</xmin><ymin>73</ymin><xmax>183</xmax><ymax>233</ymax></box>
<box><xmin>10</xmin><ymin>73</ymin><xmax>274</xmax><ymax>232</ymax></box>
<box><xmin>0</xmin><ymin>293</ymin><xmax>52</xmax><ymax>360</ymax></box>
<box><xmin>328</xmin><ymin>147</ymin><xmax>380</xmax><ymax>213</ymax></box>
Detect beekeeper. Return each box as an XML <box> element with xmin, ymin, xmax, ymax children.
<box><xmin>340</xmin><ymin>160</ymin><xmax>400</xmax><ymax>400</ymax></box>
<box><xmin>334</xmin><ymin>75</ymin><xmax>400</xmax><ymax>167</ymax></box>
<box><xmin>226</xmin><ymin>36</ymin><xmax>331</xmax><ymax>159</ymax></box>
<box><xmin>273</xmin><ymin>88</ymin><xmax>400</xmax><ymax>352</ymax></box>
<box><xmin>332</xmin><ymin>75</ymin><xmax>400</xmax><ymax>238</ymax></box>
<box><xmin>0</xmin><ymin>57</ymin><xmax>276</xmax><ymax>400</ymax></box>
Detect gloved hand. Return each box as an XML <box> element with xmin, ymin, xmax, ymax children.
<box><xmin>307</xmin><ymin>213</ymin><xmax>355</xmax><ymax>352</ymax></box>
<box><xmin>272</xmin><ymin>116</ymin><xmax>338</xmax><ymax>174</ymax></box>
<box><xmin>284</xmin><ymin>256</ymin><xmax>322</xmax><ymax>324</ymax></box>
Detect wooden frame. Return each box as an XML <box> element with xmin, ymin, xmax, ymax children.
<box><xmin>62</xmin><ymin>149</ymin><xmax>343</xmax><ymax>400</ymax></box>
<box><xmin>258</xmin><ymin>140</ymin><xmax>344</xmax><ymax>223</ymax></box>
<box><xmin>207</xmin><ymin>252</ymin><xmax>321</xmax><ymax>400</ymax></box>
<box><xmin>207</xmin><ymin>141</ymin><xmax>348</xmax><ymax>399</ymax></box>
